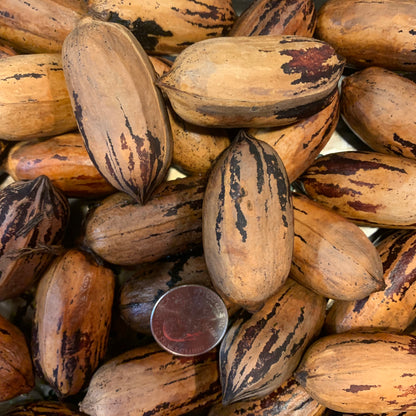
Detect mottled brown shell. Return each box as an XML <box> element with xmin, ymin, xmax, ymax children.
<box><xmin>208</xmin><ymin>377</ymin><xmax>326</xmax><ymax>416</ymax></box>
<box><xmin>168</xmin><ymin>108</ymin><xmax>231</xmax><ymax>176</ymax></box>
<box><xmin>51</xmin><ymin>1</ymin><xmax>87</xmax><ymax>13</ymax></box>
<box><xmin>230</xmin><ymin>0</ymin><xmax>316</xmax><ymax>37</ymax></box>
<box><xmin>148</xmin><ymin>56</ymin><xmax>172</xmax><ymax>77</ymax></box>
<box><xmin>4</xmin><ymin>401</ymin><xmax>85</xmax><ymax>416</ymax></box>
<box><xmin>325</xmin><ymin>230</ymin><xmax>416</xmax><ymax>334</ymax></box>
<box><xmin>0</xmin><ymin>176</ymin><xmax>69</xmax><ymax>301</ymax></box>
<box><xmin>220</xmin><ymin>278</ymin><xmax>326</xmax><ymax>404</ymax></box>
<box><xmin>247</xmin><ymin>88</ymin><xmax>340</xmax><ymax>182</ymax></box>
<box><xmin>316</xmin><ymin>0</ymin><xmax>416</xmax><ymax>71</ymax></box>
<box><xmin>84</xmin><ymin>175</ymin><xmax>206</xmax><ymax>266</ymax></box>
<box><xmin>0</xmin><ymin>0</ymin><xmax>84</xmax><ymax>53</ymax></box>
<box><xmin>33</xmin><ymin>249</ymin><xmax>115</xmax><ymax>397</ymax></box>
<box><xmin>291</xmin><ymin>193</ymin><xmax>384</xmax><ymax>301</ymax></box>
<box><xmin>295</xmin><ymin>332</ymin><xmax>416</xmax><ymax>413</ymax></box>
<box><xmin>158</xmin><ymin>36</ymin><xmax>344</xmax><ymax>128</ymax></box>
<box><xmin>0</xmin><ymin>140</ymin><xmax>12</xmax><ymax>171</ymax></box>
<box><xmin>62</xmin><ymin>18</ymin><xmax>172</xmax><ymax>204</ymax></box>
<box><xmin>344</xmin><ymin>414</ymin><xmax>416</xmax><ymax>416</ymax></box>
<box><xmin>298</xmin><ymin>151</ymin><xmax>416</xmax><ymax>228</ymax></box>
<box><xmin>0</xmin><ymin>314</ymin><xmax>34</xmax><ymax>401</ymax></box>
<box><xmin>0</xmin><ymin>53</ymin><xmax>77</xmax><ymax>141</ymax></box>
<box><xmin>337</xmin><ymin>413</ymin><xmax>416</xmax><ymax>416</ymax></box>
<box><xmin>203</xmin><ymin>130</ymin><xmax>293</xmax><ymax>311</ymax></box>
<box><xmin>341</xmin><ymin>67</ymin><xmax>416</xmax><ymax>160</ymax></box>
<box><xmin>119</xmin><ymin>249</ymin><xmax>214</xmax><ymax>334</ymax></box>
<box><xmin>0</xmin><ymin>40</ymin><xmax>17</xmax><ymax>58</ymax></box>
<box><xmin>86</xmin><ymin>0</ymin><xmax>235</xmax><ymax>55</ymax></box>
<box><xmin>5</xmin><ymin>132</ymin><xmax>116</xmax><ymax>198</ymax></box>
<box><xmin>79</xmin><ymin>343</ymin><xmax>221</xmax><ymax>416</ymax></box>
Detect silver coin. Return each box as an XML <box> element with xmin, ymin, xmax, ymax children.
<box><xmin>150</xmin><ymin>284</ymin><xmax>228</xmax><ymax>357</ymax></box>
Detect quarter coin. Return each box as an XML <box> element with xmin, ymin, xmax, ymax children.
<box><xmin>150</xmin><ymin>284</ymin><xmax>228</xmax><ymax>357</ymax></box>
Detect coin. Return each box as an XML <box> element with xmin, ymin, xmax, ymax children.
<box><xmin>150</xmin><ymin>284</ymin><xmax>228</xmax><ymax>357</ymax></box>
